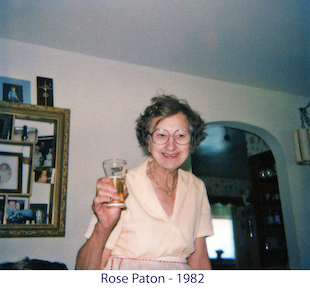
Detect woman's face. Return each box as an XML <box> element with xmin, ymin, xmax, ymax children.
<box><xmin>147</xmin><ymin>113</ymin><xmax>190</xmax><ymax>172</ymax></box>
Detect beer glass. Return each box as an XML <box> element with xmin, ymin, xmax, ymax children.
<box><xmin>103</xmin><ymin>159</ymin><xmax>126</xmax><ymax>208</ymax></box>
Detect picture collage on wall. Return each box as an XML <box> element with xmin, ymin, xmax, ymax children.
<box><xmin>0</xmin><ymin>76</ymin><xmax>55</xmax><ymax>225</ymax></box>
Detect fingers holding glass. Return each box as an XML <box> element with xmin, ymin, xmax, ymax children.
<box><xmin>102</xmin><ymin>159</ymin><xmax>127</xmax><ymax>208</ymax></box>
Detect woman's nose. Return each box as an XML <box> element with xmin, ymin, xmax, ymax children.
<box><xmin>165</xmin><ymin>136</ymin><xmax>177</xmax><ymax>150</ymax></box>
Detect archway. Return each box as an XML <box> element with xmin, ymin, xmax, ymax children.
<box><xmin>190</xmin><ymin>121</ymin><xmax>299</xmax><ymax>269</ymax></box>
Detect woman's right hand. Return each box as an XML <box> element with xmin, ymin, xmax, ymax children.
<box><xmin>92</xmin><ymin>177</ymin><xmax>122</xmax><ymax>230</ymax></box>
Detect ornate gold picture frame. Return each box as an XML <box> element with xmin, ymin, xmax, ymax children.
<box><xmin>0</xmin><ymin>101</ymin><xmax>70</xmax><ymax>237</ymax></box>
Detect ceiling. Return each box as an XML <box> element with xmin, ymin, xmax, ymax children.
<box><xmin>0</xmin><ymin>0</ymin><xmax>309</xmax><ymax>97</ymax></box>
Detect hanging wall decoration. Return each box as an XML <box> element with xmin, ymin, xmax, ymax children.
<box><xmin>0</xmin><ymin>76</ymin><xmax>31</xmax><ymax>104</ymax></box>
<box><xmin>293</xmin><ymin>101</ymin><xmax>310</xmax><ymax>165</ymax></box>
<box><xmin>37</xmin><ymin>77</ymin><xmax>53</xmax><ymax>107</ymax></box>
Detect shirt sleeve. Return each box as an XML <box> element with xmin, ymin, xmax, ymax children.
<box><xmin>196</xmin><ymin>185</ymin><xmax>214</xmax><ymax>238</ymax></box>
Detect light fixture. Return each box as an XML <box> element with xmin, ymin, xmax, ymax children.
<box><xmin>293</xmin><ymin>101</ymin><xmax>310</xmax><ymax>165</ymax></box>
<box><xmin>224</xmin><ymin>127</ymin><xmax>230</xmax><ymax>141</ymax></box>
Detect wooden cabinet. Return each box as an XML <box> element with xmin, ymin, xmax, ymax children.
<box><xmin>233</xmin><ymin>205</ymin><xmax>261</xmax><ymax>269</ymax></box>
<box><xmin>248</xmin><ymin>151</ymin><xmax>288</xmax><ymax>269</ymax></box>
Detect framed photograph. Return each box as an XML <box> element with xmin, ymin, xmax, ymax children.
<box><xmin>35</xmin><ymin>136</ymin><xmax>55</xmax><ymax>168</ymax></box>
<box><xmin>14</xmin><ymin>118</ymin><xmax>54</xmax><ymax>144</ymax></box>
<box><xmin>30</xmin><ymin>203</ymin><xmax>48</xmax><ymax>224</ymax></box>
<box><xmin>0</xmin><ymin>195</ymin><xmax>5</xmax><ymax>224</ymax></box>
<box><xmin>49</xmin><ymin>184</ymin><xmax>54</xmax><ymax>224</ymax></box>
<box><xmin>34</xmin><ymin>168</ymin><xmax>53</xmax><ymax>184</ymax></box>
<box><xmin>13</xmin><ymin>126</ymin><xmax>38</xmax><ymax>143</ymax></box>
<box><xmin>0</xmin><ymin>140</ymin><xmax>34</xmax><ymax>195</ymax></box>
<box><xmin>0</xmin><ymin>152</ymin><xmax>22</xmax><ymax>194</ymax></box>
<box><xmin>0</xmin><ymin>114</ymin><xmax>13</xmax><ymax>140</ymax></box>
<box><xmin>6</xmin><ymin>196</ymin><xmax>31</xmax><ymax>224</ymax></box>
<box><xmin>37</xmin><ymin>77</ymin><xmax>53</xmax><ymax>107</ymax></box>
<box><xmin>0</xmin><ymin>76</ymin><xmax>31</xmax><ymax>104</ymax></box>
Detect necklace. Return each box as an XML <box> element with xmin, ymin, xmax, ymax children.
<box><xmin>148</xmin><ymin>159</ymin><xmax>177</xmax><ymax>197</ymax></box>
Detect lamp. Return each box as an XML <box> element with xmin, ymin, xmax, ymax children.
<box><xmin>293</xmin><ymin>101</ymin><xmax>310</xmax><ymax>164</ymax></box>
<box><xmin>224</xmin><ymin>127</ymin><xmax>231</xmax><ymax>141</ymax></box>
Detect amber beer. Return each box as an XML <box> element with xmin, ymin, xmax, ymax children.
<box><xmin>106</xmin><ymin>176</ymin><xmax>125</xmax><ymax>207</ymax></box>
<box><xmin>103</xmin><ymin>159</ymin><xmax>127</xmax><ymax>208</ymax></box>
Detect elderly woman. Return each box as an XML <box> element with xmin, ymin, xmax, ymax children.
<box><xmin>76</xmin><ymin>95</ymin><xmax>213</xmax><ymax>270</ymax></box>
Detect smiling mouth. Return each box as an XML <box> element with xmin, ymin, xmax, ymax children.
<box><xmin>163</xmin><ymin>153</ymin><xmax>178</xmax><ymax>158</ymax></box>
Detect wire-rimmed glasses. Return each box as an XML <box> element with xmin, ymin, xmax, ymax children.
<box><xmin>148</xmin><ymin>128</ymin><xmax>191</xmax><ymax>145</ymax></box>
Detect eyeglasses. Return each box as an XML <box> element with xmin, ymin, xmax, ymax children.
<box><xmin>148</xmin><ymin>129</ymin><xmax>191</xmax><ymax>145</ymax></box>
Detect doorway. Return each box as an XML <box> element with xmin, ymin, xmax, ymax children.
<box><xmin>191</xmin><ymin>123</ymin><xmax>289</xmax><ymax>269</ymax></box>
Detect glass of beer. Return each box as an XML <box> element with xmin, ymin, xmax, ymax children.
<box><xmin>103</xmin><ymin>159</ymin><xmax>126</xmax><ymax>208</ymax></box>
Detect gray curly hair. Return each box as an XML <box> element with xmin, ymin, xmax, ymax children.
<box><xmin>136</xmin><ymin>95</ymin><xmax>206</xmax><ymax>152</ymax></box>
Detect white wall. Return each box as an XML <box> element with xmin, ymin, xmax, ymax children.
<box><xmin>1</xmin><ymin>38</ymin><xmax>310</xmax><ymax>269</ymax></box>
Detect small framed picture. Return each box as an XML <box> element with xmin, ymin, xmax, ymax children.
<box><xmin>37</xmin><ymin>77</ymin><xmax>53</xmax><ymax>107</ymax></box>
<box><xmin>0</xmin><ymin>76</ymin><xmax>31</xmax><ymax>104</ymax></box>
<box><xmin>34</xmin><ymin>168</ymin><xmax>53</xmax><ymax>184</ymax></box>
<box><xmin>30</xmin><ymin>203</ymin><xmax>48</xmax><ymax>224</ymax></box>
<box><xmin>13</xmin><ymin>126</ymin><xmax>38</xmax><ymax>143</ymax></box>
<box><xmin>0</xmin><ymin>141</ymin><xmax>34</xmax><ymax>195</ymax></box>
<box><xmin>0</xmin><ymin>152</ymin><xmax>22</xmax><ymax>194</ymax></box>
<box><xmin>6</xmin><ymin>196</ymin><xmax>32</xmax><ymax>224</ymax></box>
<box><xmin>34</xmin><ymin>136</ymin><xmax>55</xmax><ymax>168</ymax></box>
<box><xmin>0</xmin><ymin>195</ymin><xmax>5</xmax><ymax>224</ymax></box>
<box><xmin>0</xmin><ymin>114</ymin><xmax>13</xmax><ymax>140</ymax></box>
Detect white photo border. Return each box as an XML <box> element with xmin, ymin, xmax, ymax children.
<box><xmin>0</xmin><ymin>152</ymin><xmax>22</xmax><ymax>193</ymax></box>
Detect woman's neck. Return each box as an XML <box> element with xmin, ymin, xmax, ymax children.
<box><xmin>147</xmin><ymin>158</ymin><xmax>178</xmax><ymax>197</ymax></box>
